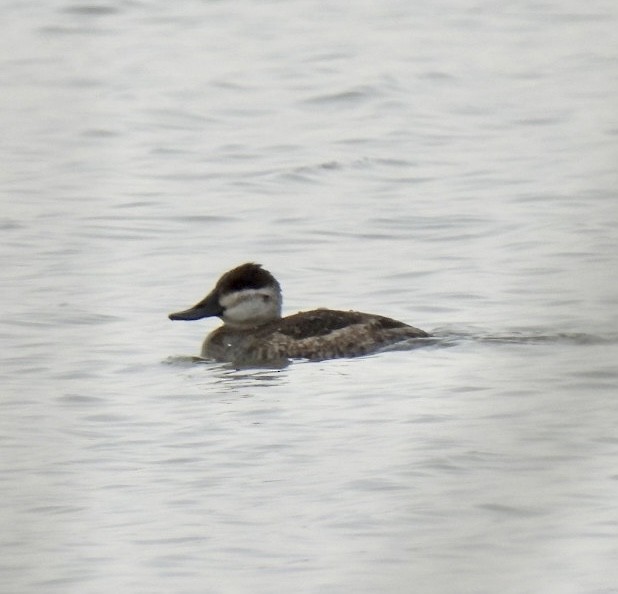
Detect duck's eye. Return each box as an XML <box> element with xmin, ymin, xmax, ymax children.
<box><xmin>262</xmin><ymin>295</ymin><xmax>270</xmax><ymax>302</ymax></box>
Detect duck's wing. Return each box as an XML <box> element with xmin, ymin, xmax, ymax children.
<box><xmin>255</xmin><ymin>309</ymin><xmax>427</xmax><ymax>361</ymax></box>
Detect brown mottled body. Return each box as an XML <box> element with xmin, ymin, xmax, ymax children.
<box><xmin>203</xmin><ymin>309</ymin><xmax>428</xmax><ymax>365</ymax></box>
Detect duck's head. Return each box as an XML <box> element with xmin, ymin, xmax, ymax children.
<box><xmin>169</xmin><ymin>263</ymin><xmax>282</xmax><ymax>328</ymax></box>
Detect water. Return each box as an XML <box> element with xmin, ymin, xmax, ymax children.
<box><xmin>2</xmin><ymin>1</ymin><xmax>618</xmax><ymax>592</ymax></box>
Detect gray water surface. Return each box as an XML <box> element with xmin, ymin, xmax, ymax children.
<box><xmin>2</xmin><ymin>1</ymin><xmax>618</xmax><ymax>593</ymax></box>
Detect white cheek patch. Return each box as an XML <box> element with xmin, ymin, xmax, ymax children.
<box><xmin>220</xmin><ymin>289</ymin><xmax>279</xmax><ymax>325</ymax></box>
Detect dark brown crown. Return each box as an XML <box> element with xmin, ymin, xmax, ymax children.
<box><xmin>216</xmin><ymin>263</ymin><xmax>280</xmax><ymax>294</ymax></box>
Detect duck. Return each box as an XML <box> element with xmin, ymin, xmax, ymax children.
<box><xmin>168</xmin><ymin>263</ymin><xmax>429</xmax><ymax>367</ymax></box>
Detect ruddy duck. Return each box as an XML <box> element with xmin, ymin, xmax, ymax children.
<box><xmin>169</xmin><ymin>263</ymin><xmax>429</xmax><ymax>366</ymax></box>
